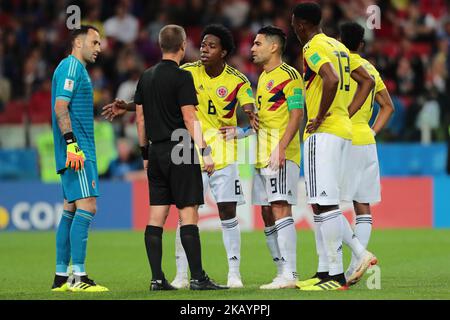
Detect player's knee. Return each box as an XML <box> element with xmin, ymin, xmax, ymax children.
<box><xmin>178</xmin><ymin>206</ymin><xmax>199</xmax><ymax>225</ymax></box>
<box><xmin>76</xmin><ymin>197</ymin><xmax>97</xmax><ymax>214</ymax></box>
<box><xmin>217</xmin><ymin>202</ymin><xmax>236</xmax><ymax>220</ymax></box>
<box><xmin>148</xmin><ymin>215</ymin><xmax>166</xmax><ymax>227</ymax></box>
<box><xmin>261</xmin><ymin>206</ymin><xmax>275</xmax><ymax>226</ymax></box>
<box><xmin>63</xmin><ymin>201</ymin><xmax>76</xmax><ymax>213</ymax></box>
<box><xmin>353</xmin><ymin>201</ymin><xmax>371</xmax><ymax>215</ymax></box>
<box><xmin>271</xmin><ymin>201</ymin><xmax>291</xmax><ymax>219</ymax></box>
<box><xmin>316</xmin><ymin>204</ymin><xmax>338</xmax><ymax>214</ymax></box>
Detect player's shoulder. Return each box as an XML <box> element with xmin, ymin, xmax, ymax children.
<box><xmin>361</xmin><ymin>56</ymin><xmax>379</xmax><ymax>75</ymax></box>
<box><xmin>55</xmin><ymin>56</ymin><xmax>81</xmax><ymax>78</ymax></box>
<box><xmin>180</xmin><ymin>60</ymin><xmax>202</xmax><ymax>71</ymax></box>
<box><xmin>279</xmin><ymin>63</ymin><xmax>301</xmax><ymax>80</ymax></box>
<box><xmin>225</xmin><ymin>64</ymin><xmax>250</xmax><ymax>83</ymax></box>
<box><xmin>351</xmin><ymin>53</ymin><xmax>379</xmax><ymax>74</ymax></box>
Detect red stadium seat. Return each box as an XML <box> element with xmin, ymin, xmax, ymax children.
<box><xmin>0</xmin><ymin>101</ymin><xmax>26</xmax><ymax>124</ymax></box>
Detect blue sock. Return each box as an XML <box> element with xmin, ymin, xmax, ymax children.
<box><xmin>56</xmin><ymin>210</ymin><xmax>75</xmax><ymax>275</ymax></box>
<box><xmin>70</xmin><ymin>209</ymin><xmax>95</xmax><ymax>275</ymax></box>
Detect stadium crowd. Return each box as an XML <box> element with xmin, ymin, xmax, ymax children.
<box><xmin>0</xmin><ymin>0</ymin><xmax>449</xmax><ymax>176</ymax></box>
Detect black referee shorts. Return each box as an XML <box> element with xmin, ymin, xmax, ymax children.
<box><xmin>147</xmin><ymin>141</ymin><xmax>204</xmax><ymax>209</ymax></box>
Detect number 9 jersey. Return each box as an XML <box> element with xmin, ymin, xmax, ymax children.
<box><xmin>181</xmin><ymin>61</ymin><xmax>255</xmax><ymax>170</ymax></box>
<box><xmin>302</xmin><ymin>33</ymin><xmax>361</xmax><ymax>141</ymax></box>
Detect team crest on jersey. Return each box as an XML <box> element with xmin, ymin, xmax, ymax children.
<box><xmin>266</xmin><ymin>80</ymin><xmax>274</xmax><ymax>91</ymax></box>
<box><xmin>92</xmin><ymin>180</ymin><xmax>96</xmax><ymax>189</ymax></box>
<box><xmin>216</xmin><ymin>86</ymin><xmax>228</xmax><ymax>98</ymax></box>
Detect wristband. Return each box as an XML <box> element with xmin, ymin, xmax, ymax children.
<box><xmin>236</xmin><ymin>126</ymin><xmax>254</xmax><ymax>139</ymax></box>
<box><xmin>371</xmin><ymin>128</ymin><xmax>377</xmax><ymax>136</ymax></box>
<box><xmin>140</xmin><ymin>145</ymin><xmax>149</xmax><ymax>160</ymax></box>
<box><xmin>200</xmin><ymin>145</ymin><xmax>212</xmax><ymax>157</ymax></box>
<box><xmin>63</xmin><ymin>132</ymin><xmax>76</xmax><ymax>145</ymax></box>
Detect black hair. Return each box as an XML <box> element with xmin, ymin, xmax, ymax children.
<box><xmin>257</xmin><ymin>25</ymin><xmax>287</xmax><ymax>53</ymax></box>
<box><xmin>293</xmin><ymin>2</ymin><xmax>322</xmax><ymax>26</ymax></box>
<box><xmin>201</xmin><ymin>24</ymin><xmax>235</xmax><ymax>57</ymax></box>
<box><xmin>70</xmin><ymin>25</ymin><xmax>99</xmax><ymax>45</ymax></box>
<box><xmin>339</xmin><ymin>21</ymin><xmax>365</xmax><ymax>51</ymax></box>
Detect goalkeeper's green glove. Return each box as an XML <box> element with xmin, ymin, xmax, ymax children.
<box><xmin>64</xmin><ymin>132</ymin><xmax>85</xmax><ymax>171</ymax></box>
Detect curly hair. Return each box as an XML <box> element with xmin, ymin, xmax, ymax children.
<box><xmin>201</xmin><ymin>24</ymin><xmax>235</xmax><ymax>58</ymax></box>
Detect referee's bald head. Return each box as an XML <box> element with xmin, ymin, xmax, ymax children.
<box><xmin>158</xmin><ymin>25</ymin><xmax>186</xmax><ymax>54</ymax></box>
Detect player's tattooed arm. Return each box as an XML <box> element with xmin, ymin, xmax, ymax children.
<box><xmin>54</xmin><ymin>99</ymin><xmax>72</xmax><ymax>134</ymax></box>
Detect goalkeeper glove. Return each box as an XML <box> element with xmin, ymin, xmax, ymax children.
<box><xmin>64</xmin><ymin>132</ymin><xmax>85</xmax><ymax>171</ymax></box>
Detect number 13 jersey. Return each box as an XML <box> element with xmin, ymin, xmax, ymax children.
<box><xmin>302</xmin><ymin>33</ymin><xmax>361</xmax><ymax>141</ymax></box>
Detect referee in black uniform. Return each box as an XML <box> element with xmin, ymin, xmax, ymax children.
<box><xmin>106</xmin><ymin>25</ymin><xmax>226</xmax><ymax>291</ymax></box>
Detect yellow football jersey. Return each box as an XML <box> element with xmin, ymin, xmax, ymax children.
<box><xmin>349</xmin><ymin>53</ymin><xmax>386</xmax><ymax>145</ymax></box>
<box><xmin>302</xmin><ymin>33</ymin><xmax>361</xmax><ymax>141</ymax></box>
<box><xmin>181</xmin><ymin>61</ymin><xmax>255</xmax><ymax>170</ymax></box>
<box><xmin>255</xmin><ymin>62</ymin><xmax>304</xmax><ymax>169</ymax></box>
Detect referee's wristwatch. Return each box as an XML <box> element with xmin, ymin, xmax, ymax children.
<box><xmin>200</xmin><ymin>145</ymin><xmax>212</xmax><ymax>157</ymax></box>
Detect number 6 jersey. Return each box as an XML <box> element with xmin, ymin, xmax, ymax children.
<box><xmin>181</xmin><ymin>61</ymin><xmax>255</xmax><ymax>170</ymax></box>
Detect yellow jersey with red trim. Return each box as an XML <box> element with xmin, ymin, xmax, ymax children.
<box><xmin>302</xmin><ymin>33</ymin><xmax>362</xmax><ymax>141</ymax></box>
<box><xmin>255</xmin><ymin>62</ymin><xmax>304</xmax><ymax>169</ymax></box>
<box><xmin>349</xmin><ymin>53</ymin><xmax>386</xmax><ymax>145</ymax></box>
<box><xmin>181</xmin><ymin>61</ymin><xmax>255</xmax><ymax>170</ymax></box>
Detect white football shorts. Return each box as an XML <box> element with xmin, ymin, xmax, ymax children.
<box><xmin>303</xmin><ymin>133</ymin><xmax>351</xmax><ymax>205</ymax></box>
<box><xmin>202</xmin><ymin>163</ymin><xmax>245</xmax><ymax>205</ymax></box>
<box><xmin>341</xmin><ymin>143</ymin><xmax>381</xmax><ymax>204</ymax></box>
<box><xmin>252</xmin><ymin>160</ymin><xmax>300</xmax><ymax>205</ymax></box>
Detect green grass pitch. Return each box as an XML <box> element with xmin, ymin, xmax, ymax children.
<box><xmin>0</xmin><ymin>229</ymin><xmax>449</xmax><ymax>300</ymax></box>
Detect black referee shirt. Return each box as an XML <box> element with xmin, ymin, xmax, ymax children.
<box><xmin>134</xmin><ymin>59</ymin><xmax>198</xmax><ymax>143</ymax></box>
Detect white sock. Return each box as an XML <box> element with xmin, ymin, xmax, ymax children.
<box><xmin>275</xmin><ymin>217</ymin><xmax>297</xmax><ymax>280</ymax></box>
<box><xmin>341</xmin><ymin>215</ymin><xmax>365</xmax><ymax>259</ymax></box>
<box><xmin>221</xmin><ymin>217</ymin><xmax>241</xmax><ymax>275</ymax></box>
<box><xmin>349</xmin><ymin>215</ymin><xmax>373</xmax><ymax>269</ymax></box>
<box><xmin>264</xmin><ymin>225</ymin><xmax>283</xmax><ymax>276</ymax></box>
<box><xmin>355</xmin><ymin>214</ymin><xmax>372</xmax><ymax>248</ymax></box>
<box><xmin>313</xmin><ymin>214</ymin><xmax>329</xmax><ymax>273</ymax></box>
<box><xmin>174</xmin><ymin>224</ymin><xmax>189</xmax><ymax>279</ymax></box>
<box><xmin>55</xmin><ymin>272</ymin><xmax>69</xmax><ymax>277</ymax></box>
<box><xmin>320</xmin><ymin>209</ymin><xmax>344</xmax><ymax>276</ymax></box>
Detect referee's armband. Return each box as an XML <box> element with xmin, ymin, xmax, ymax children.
<box><xmin>287</xmin><ymin>88</ymin><xmax>304</xmax><ymax>111</ymax></box>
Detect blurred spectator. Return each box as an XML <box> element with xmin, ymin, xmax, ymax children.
<box><xmin>82</xmin><ymin>4</ymin><xmax>105</xmax><ymax>38</ymax></box>
<box><xmin>222</xmin><ymin>0</ymin><xmax>250</xmax><ymax>29</ymax></box>
<box><xmin>104</xmin><ymin>2</ymin><xmax>139</xmax><ymax>44</ymax></box>
<box><xmin>402</xmin><ymin>1</ymin><xmax>438</xmax><ymax>43</ymax></box>
<box><xmin>28</xmin><ymin>78</ymin><xmax>51</xmax><ymax>124</ymax></box>
<box><xmin>416</xmin><ymin>89</ymin><xmax>441</xmax><ymax>143</ymax></box>
<box><xmin>102</xmin><ymin>137</ymin><xmax>144</xmax><ymax>180</ymax></box>
<box><xmin>0</xmin><ymin>0</ymin><xmax>449</xmax><ymax>161</ymax></box>
<box><xmin>116</xmin><ymin>68</ymin><xmax>140</xmax><ymax>102</ymax></box>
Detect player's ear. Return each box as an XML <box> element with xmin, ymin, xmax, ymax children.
<box><xmin>74</xmin><ymin>36</ymin><xmax>83</xmax><ymax>49</ymax></box>
<box><xmin>221</xmin><ymin>50</ymin><xmax>227</xmax><ymax>59</ymax></box>
<box><xmin>271</xmin><ymin>42</ymin><xmax>278</xmax><ymax>54</ymax></box>
<box><xmin>358</xmin><ymin>41</ymin><xmax>365</xmax><ymax>51</ymax></box>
